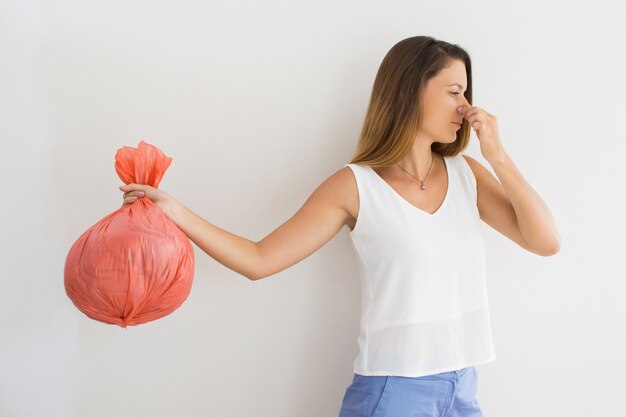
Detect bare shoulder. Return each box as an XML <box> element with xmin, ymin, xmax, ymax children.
<box><xmin>461</xmin><ymin>154</ymin><xmax>488</xmax><ymax>188</ymax></box>
<box><xmin>318</xmin><ymin>165</ymin><xmax>359</xmax><ymax>231</ymax></box>
<box><xmin>461</xmin><ymin>153</ymin><xmax>479</xmax><ymax>172</ymax></box>
<box><xmin>460</xmin><ymin>153</ymin><xmax>539</xmax><ymax>252</ymax></box>
<box><xmin>461</xmin><ymin>153</ymin><xmax>507</xmax><ymax>192</ymax></box>
<box><xmin>252</xmin><ymin>166</ymin><xmax>359</xmax><ymax>280</ymax></box>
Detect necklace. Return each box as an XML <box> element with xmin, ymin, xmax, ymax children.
<box><xmin>396</xmin><ymin>153</ymin><xmax>435</xmax><ymax>190</ymax></box>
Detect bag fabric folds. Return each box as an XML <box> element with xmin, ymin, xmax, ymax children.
<box><xmin>64</xmin><ymin>140</ymin><xmax>195</xmax><ymax>327</ymax></box>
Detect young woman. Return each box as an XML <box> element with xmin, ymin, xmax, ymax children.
<box><xmin>120</xmin><ymin>36</ymin><xmax>560</xmax><ymax>417</ymax></box>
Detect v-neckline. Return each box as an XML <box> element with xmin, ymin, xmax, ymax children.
<box><xmin>368</xmin><ymin>155</ymin><xmax>451</xmax><ymax>216</ymax></box>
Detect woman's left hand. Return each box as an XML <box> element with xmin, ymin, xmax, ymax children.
<box><xmin>458</xmin><ymin>105</ymin><xmax>506</xmax><ymax>163</ymax></box>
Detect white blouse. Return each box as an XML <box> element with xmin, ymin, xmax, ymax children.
<box><xmin>344</xmin><ymin>154</ymin><xmax>496</xmax><ymax>377</ymax></box>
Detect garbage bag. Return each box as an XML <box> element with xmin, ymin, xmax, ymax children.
<box><xmin>64</xmin><ymin>140</ymin><xmax>195</xmax><ymax>327</ymax></box>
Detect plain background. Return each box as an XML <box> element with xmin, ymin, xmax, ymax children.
<box><xmin>1</xmin><ymin>0</ymin><xmax>625</xmax><ymax>416</ymax></box>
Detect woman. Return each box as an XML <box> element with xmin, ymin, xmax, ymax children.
<box><xmin>120</xmin><ymin>36</ymin><xmax>560</xmax><ymax>417</ymax></box>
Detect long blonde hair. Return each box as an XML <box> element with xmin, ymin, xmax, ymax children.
<box><xmin>349</xmin><ymin>36</ymin><xmax>473</xmax><ymax>167</ymax></box>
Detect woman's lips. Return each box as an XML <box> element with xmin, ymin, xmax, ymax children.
<box><xmin>452</xmin><ymin>122</ymin><xmax>461</xmax><ymax>128</ymax></box>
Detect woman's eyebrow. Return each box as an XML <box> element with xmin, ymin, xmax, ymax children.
<box><xmin>447</xmin><ymin>83</ymin><xmax>466</xmax><ymax>89</ymax></box>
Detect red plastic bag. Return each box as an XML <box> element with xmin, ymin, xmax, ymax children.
<box><xmin>64</xmin><ymin>140</ymin><xmax>195</xmax><ymax>327</ymax></box>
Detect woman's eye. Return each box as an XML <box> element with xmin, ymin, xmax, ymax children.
<box><xmin>451</xmin><ymin>92</ymin><xmax>460</xmax><ymax>96</ymax></box>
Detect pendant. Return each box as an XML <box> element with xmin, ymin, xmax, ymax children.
<box><xmin>420</xmin><ymin>181</ymin><xmax>426</xmax><ymax>190</ymax></box>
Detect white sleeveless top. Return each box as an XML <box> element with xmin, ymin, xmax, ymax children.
<box><xmin>344</xmin><ymin>154</ymin><xmax>496</xmax><ymax>377</ymax></box>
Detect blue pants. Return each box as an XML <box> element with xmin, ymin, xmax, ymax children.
<box><xmin>338</xmin><ymin>367</ymin><xmax>483</xmax><ymax>417</ymax></box>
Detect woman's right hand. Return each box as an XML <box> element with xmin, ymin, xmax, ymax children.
<box><xmin>119</xmin><ymin>183</ymin><xmax>174</xmax><ymax>213</ymax></box>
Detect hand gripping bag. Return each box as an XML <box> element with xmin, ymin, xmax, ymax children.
<box><xmin>64</xmin><ymin>140</ymin><xmax>195</xmax><ymax>327</ymax></box>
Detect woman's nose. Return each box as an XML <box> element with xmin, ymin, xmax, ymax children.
<box><xmin>458</xmin><ymin>101</ymin><xmax>470</xmax><ymax>114</ymax></box>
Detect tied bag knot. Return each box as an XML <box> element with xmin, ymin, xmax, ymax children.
<box><xmin>64</xmin><ymin>140</ymin><xmax>195</xmax><ymax>327</ymax></box>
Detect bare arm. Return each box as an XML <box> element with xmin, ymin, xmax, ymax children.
<box><xmin>161</xmin><ymin>200</ymin><xmax>261</xmax><ymax>280</ymax></box>
<box><xmin>254</xmin><ymin>167</ymin><xmax>353</xmax><ymax>280</ymax></box>
<box><xmin>463</xmin><ymin>153</ymin><xmax>561</xmax><ymax>256</ymax></box>
<box><xmin>488</xmin><ymin>152</ymin><xmax>560</xmax><ymax>255</ymax></box>
<box><xmin>155</xmin><ymin>167</ymin><xmax>352</xmax><ymax>281</ymax></box>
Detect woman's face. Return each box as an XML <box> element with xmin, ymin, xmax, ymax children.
<box><xmin>419</xmin><ymin>59</ymin><xmax>470</xmax><ymax>143</ymax></box>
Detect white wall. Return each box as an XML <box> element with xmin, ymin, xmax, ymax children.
<box><xmin>1</xmin><ymin>0</ymin><xmax>625</xmax><ymax>416</ymax></box>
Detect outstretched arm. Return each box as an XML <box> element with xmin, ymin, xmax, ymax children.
<box><xmin>161</xmin><ymin>200</ymin><xmax>262</xmax><ymax>280</ymax></box>
<box><xmin>254</xmin><ymin>167</ymin><xmax>353</xmax><ymax>280</ymax></box>
<box><xmin>121</xmin><ymin>167</ymin><xmax>353</xmax><ymax>280</ymax></box>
